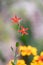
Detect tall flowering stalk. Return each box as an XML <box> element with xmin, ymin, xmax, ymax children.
<box><xmin>7</xmin><ymin>16</ymin><xmax>43</xmax><ymax>65</ymax></box>
<box><xmin>11</xmin><ymin>16</ymin><xmax>29</xmax><ymax>36</ymax></box>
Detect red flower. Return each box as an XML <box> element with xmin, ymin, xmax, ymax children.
<box><xmin>11</xmin><ymin>16</ymin><xmax>21</xmax><ymax>24</ymax></box>
<box><xmin>18</xmin><ymin>26</ymin><xmax>29</xmax><ymax>35</ymax></box>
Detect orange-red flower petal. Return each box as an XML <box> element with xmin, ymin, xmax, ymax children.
<box><xmin>11</xmin><ymin>16</ymin><xmax>21</xmax><ymax>24</ymax></box>
<box><xmin>18</xmin><ymin>26</ymin><xmax>29</xmax><ymax>35</ymax></box>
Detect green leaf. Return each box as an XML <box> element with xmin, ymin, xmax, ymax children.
<box><xmin>16</xmin><ymin>42</ymin><xmax>19</xmax><ymax>47</ymax></box>
<box><xmin>11</xmin><ymin>61</ymin><xmax>14</xmax><ymax>65</ymax></box>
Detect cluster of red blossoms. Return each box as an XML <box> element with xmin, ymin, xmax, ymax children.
<box><xmin>11</xmin><ymin>16</ymin><xmax>29</xmax><ymax>35</ymax></box>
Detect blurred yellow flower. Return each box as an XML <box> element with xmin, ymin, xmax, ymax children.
<box><xmin>30</xmin><ymin>51</ymin><xmax>43</xmax><ymax>65</ymax></box>
<box><xmin>26</xmin><ymin>46</ymin><xmax>32</xmax><ymax>56</ymax></box>
<box><xmin>19</xmin><ymin>46</ymin><xmax>27</xmax><ymax>56</ymax></box>
<box><xmin>31</xmin><ymin>61</ymin><xmax>43</xmax><ymax>65</ymax></box>
<box><xmin>31</xmin><ymin>47</ymin><xmax>37</xmax><ymax>55</ymax></box>
<box><xmin>16</xmin><ymin>59</ymin><xmax>26</xmax><ymax>65</ymax></box>
<box><xmin>40</xmin><ymin>52</ymin><xmax>43</xmax><ymax>56</ymax></box>
<box><xmin>7</xmin><ymin>59</ymin><xmax>26</xmax><ymax>65</ymax></box>
<box><xmin>19</xmin><ymin>46</ymin><xmax>37</xmax><ymax>56</ymax></box>
<box><xmin>7</xmin><ymin>60</ymin><xmax>14</xmax><ymax>65</ymax></box>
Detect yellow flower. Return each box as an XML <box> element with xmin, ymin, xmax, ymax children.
<box><xmin>30</xmin><ymin>62</ymin><xmax>39</xmax><ymax>65</ymax></box>
<box><xmin>19</xmin><ymin>46</ymin><xmax>27</xmax><ymax>56</ymax></box>
<box><xmin>26</xmin><ymin>46</ymin><xmax>32</xmax><ymax>56</ymax></box>
<box><xmin>31</xmin><ymin>47</ymin><xmax>37</xmax><ymax>55</ymax></box>
<box><xmin>33</xmin><ymin>55</ymin><xmax>39</xmax><ymax>61</ymax></box>
<box><xmin>26</xmin><ymin>46</ymin><xmax>37</xmax><ymax>56</ymax></box>
<box><xmin>19</xmin><ymin>46</ymin><xmax>37</xmax><ymax>56</ymax></box>
<box><xmin>40</xmin><ymin>52</ymin><xmax>43</xmax><ymax>56</ymax></box>
<box><xmin>7</xmin><ymin>60</ymin><xmax>14</xmax><ymax>65</ymax></box>
<box><xmin>30</xmin><ymin>51</ymin><xmax>43</xmax><ymax>65</ymax></box>
<box><xmin>16</xmin><ymin>59</ymin><xmax>26</xmax><ymax>65</ymax></box>
<box><xmin>7</xmin><ymin>59</ymin><xmax>26</xmax><ymax>65</ymax></box>
<box><xmin>31</xmin><ymin>61</ymin><xmax>43</xmax><ymax>65</ymax></box>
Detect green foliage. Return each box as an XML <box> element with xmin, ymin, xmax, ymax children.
<box><xmin>16</xmin><ymin>42</ymin><xmax>19</xmax><ymax>47</ymax></box>
<box><xmin>11</xmin><ymin>61</ymin><xmax>15</xmax><ymax>65</ymax></box>
<box><xmin>18</xmin><ymin>20</ymin><xmax>33</xmax><ymax>46</ymax></box>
